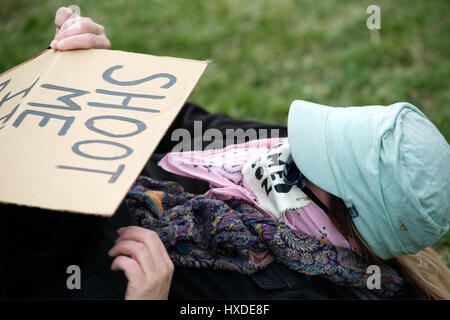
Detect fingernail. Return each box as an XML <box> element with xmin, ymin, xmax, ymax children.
<box><xmin>50</xmin><ymin>40</ymin><xmax>57</xmax><ymax>48</ymax></box>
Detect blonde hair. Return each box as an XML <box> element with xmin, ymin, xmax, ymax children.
<box><xmin>396</xmin><ymin>248</ymin><xmax>450</xmax><ymax>299</ymax></box>
<box><xmin>328</xmin><ymin>194</ymin><xmax>450</xmax><ymax>300</ymax></box>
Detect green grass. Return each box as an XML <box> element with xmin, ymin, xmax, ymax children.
<box><xmin>1</xmin><ymin>0</ymin><xmax>449</xmax><ymax>265</ymax></box>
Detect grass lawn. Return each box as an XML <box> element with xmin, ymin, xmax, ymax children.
<box><xmin>1</xmin><ymin>0</ymin><xmax>449</xmax><ymax>265</ymax></box>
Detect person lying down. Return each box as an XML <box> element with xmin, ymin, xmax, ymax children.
<box><xmin>127</xmin><ymin>100</ymin><xmax>450</xmax><ymax>299</ymax></box>
<box><xmin>42</xmin><ymin>7</ymin><xmax>450</xmax><ymax>300</ymax></box>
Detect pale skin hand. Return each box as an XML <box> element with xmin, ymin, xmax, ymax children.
<box><xmin>109</xmin><ymin>226</ymin><xmax>175</xmax><ymax>300</ymax></box>
<box><xmin>51</xmin><ymin>7</ymin><xmax>111</xmax><ymax>50</ymax></box>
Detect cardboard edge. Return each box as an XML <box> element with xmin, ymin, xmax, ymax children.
<box><xmin>96</xmin><ymin>48</ymin><xmax>210</xmax><ymax>65</ymax></box>
<box><xmin>0</xmin><ymin>50</ymin><xmax>51</xmax><ymax>78</ymax></box>
<box><xmin>0</xmin><ymin>49</ymin><xmax>209</xmax><ymax>78</ymax></box>
<box><xmin>0</xmin><ymin>198</ymin><xmax>114</xmax><ymax>217</ymax></box>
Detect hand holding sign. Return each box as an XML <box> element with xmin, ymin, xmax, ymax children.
<box><xmin>51</xmin><ymin>6</ymin><xmax>111</xmax><ymax>50</ymax></box>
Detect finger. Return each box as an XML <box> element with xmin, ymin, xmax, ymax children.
<box><xmin>55</xmin><ymin>16</ymin><xmax>78</xmax><ymax>42</ymax></box>
<box><xmin>116</xmin><ymin>227</ymin><xmax>161</xmax><ymax>269</ymax></box>
<box><xmin>109</xmin><ymin>239</ymin><xmax>155</xmax><ymax>275</ymax></box>
<box><xmin>55</xmin><ymin>7</ymin><xmax>78</xmax><ymax>31</ymax></box>
<box><xmin>116</xmin><ymin>226</ymin><xmax>162</xmax><ymax>245</ymax></box>
<box><xmin>51</xmin><ymin>22</ymin><xmax>76</xmax><ymax>49</ymax></box>
<box><xmin>117</xmin><ymin>227</ymin><xmax>173</xmax><ymax>274</ymax></box>
<box><xmin>55</xmin><ymin>17</ymin><xmax>105</xmax><ymax>41</ymax></box>
<box><xmin>111</xmin><ymin>255</ymin><xmax>145</xmax><ymax>283</ymax></box>
<box><xmin>53</xmin><ymin>33</ymin><xmax>111</xmax><ymax>50</ymax></box>
<box><xmin>116</xmin><ymin>227</ymin><xmax>167</xmax><ymax>263</ymax></box>
<box><xmin>58</xmin><ymin>16</ymin><xmax>79</xmax><ymax>34</ymax></box>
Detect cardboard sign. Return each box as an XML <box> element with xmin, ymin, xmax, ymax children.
<box><xmin>0</xmin><ymin>49</ymin><xmax>207</xmax><ymax>216</ymax></box>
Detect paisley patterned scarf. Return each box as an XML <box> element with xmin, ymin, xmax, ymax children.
<box><xmin>125</xmin><ymin>176</ymin><xmax>403</xmax><ymax>298</ymax></box>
